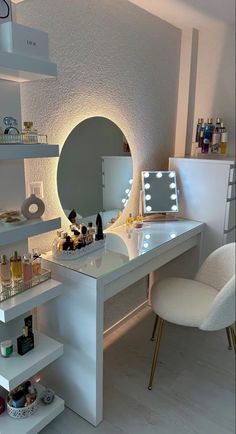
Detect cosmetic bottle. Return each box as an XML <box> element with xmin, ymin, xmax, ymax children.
<box><xmin>220</xmin><ymin>131</ymin><xmax>228</xmax><ymax>155</ymax></box>
<box><xmin>0</xmin><ymin>340</ymin><xmax>13</xmax><ymax>358</ymax></box>
<box><xmin>3</xmin><ymin>116</ymin><xmax>19</xmax><ymax>134</ymax></box>
<box><xmin>60</xmin><ymin>231</ymin><xmax>68</xmax><ymax>250</ymax></box>
<box><xmin>22</xmin><ymin>254</ymin><xmax>33</xmax><ymax>288</ymax></box>
<box><xmin>63</xmin><ymin>235</ymin><xmax>74</xmax><ymax>251</ymax></box>
<box><xmin>32</xmin><ymin>249</ymin><xmax>41</xmax><ymax>275</ymax></box>
<box><xmin>211</xmin><ymin>126</ymin><xmax>221</xmax><ymax>153</ymax></box>
<box><xmin>22</xmin><ymin>121</ymin><xmax>38</xmax><ymax>144</ymax></box>
<box><xmin>17</xmin><ymin>315</ymin><xmax>34</xmax><ymax>356</ymax></box>
<box><xmin>10</xmin><ymin>251</ymin><xmax>22</xmax><ymax>283</ymax></box>
<box><xmin>68</xmin><ymin>209</ymin><xmax>77</xmax><ymax>223</ymax></box>
<box><xmin>202</xmin><ymin>118</ymin><xmax>214</xmax><ymax>153</ymax></box>
<box><xmin>95</xmin><ymin>213</ymin><xmax>104</xmax><ymax>241</ymax></box>
<box><xmin>195</xmin><ymin>118</ymin><xmax>204</xmax><ymax>144</ymax></box>
<box><xmin>126</xmin><ymin>213</ymin><xmax>134</xmax><ymax>226</ymax></box>
<box><xmin>72</xmin><ymin>230</ymin><xmax>80</xmax><ymax>248</ymax></box>
<box><xmin>0</xmin><ymin>254</ymin><xmax>12</xmax><ymax>288</ymax></box>
<box><xmin>215</xmin><ymin>117</ymin><xmax>222</xmax><ymax>132</ymax></box>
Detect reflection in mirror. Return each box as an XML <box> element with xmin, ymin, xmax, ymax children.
<box><xmin>141</xmin><ymin>171</ymin><xmax>178</xmax><ymax>213</ymax></box>
<box><xmin>57</xmin><ymin>117</ymin><xmax>133</xmax><ymax>228</ymax></box>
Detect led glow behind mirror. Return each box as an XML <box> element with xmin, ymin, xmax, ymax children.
<box><xmin>141</xmin><ymin>171</ymin><xmax>179</xmax><ymax>213</ymax></box>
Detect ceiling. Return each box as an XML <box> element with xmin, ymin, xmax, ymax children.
<box><xmin>128</xmin><ymin>0</ymin><xmax>235</xmax><ymax>28</ymax></box>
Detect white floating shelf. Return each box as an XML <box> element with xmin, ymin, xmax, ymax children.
<box><xmin>0</xmin><ymin>51</ymin><xmax>57</xmax><ymax>82</ymax></box>
<box><xmin>0</xmin><ymin>383</ymin><xmax>64</xmax><ymax>434</ymax></box>
<box><xmin>0</xmin><ymin>144</ymin><xmax>59</xmax><ymax>160</ymax></box>
<box><xmin>0</xmin><ymin>216</ymin><xmax>61</xmax><ymax>246</ymax></box>
<box><xmin>0</xmin><ymin>331</ymin><xmax>63</xmax><ymax>391</ymax></box>
<box><xmin>0</xmin><ymin>279</ymin><xmax>63</xmax><ymax>323</ymax></box>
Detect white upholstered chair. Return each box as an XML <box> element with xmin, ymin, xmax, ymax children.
<box><xmin>148</xmin><ymin>242</ymin><xmax>236</xmax><ymax>390</ymax></box>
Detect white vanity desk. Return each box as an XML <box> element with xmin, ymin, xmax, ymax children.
<box><xmin>38</xmin><ymin>219</ymin><xmax>204</xmax><ymax>426</ymax></box>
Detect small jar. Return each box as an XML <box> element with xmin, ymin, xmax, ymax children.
<box><xmin>0</xmin><ymin>340</ymin><xmax>13</xmax><ymax>358</ymax></box>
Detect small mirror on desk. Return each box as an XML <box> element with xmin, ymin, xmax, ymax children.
<box><xmin>141</xmin><ymin>171</ymin><xmax>179</xmax><ymax>221</ymax></box>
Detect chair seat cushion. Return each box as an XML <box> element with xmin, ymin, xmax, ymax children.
<box><xmin>151</xmin><ymin>277</ymin><xmax>218</xmax><ymax>327</ymax></box>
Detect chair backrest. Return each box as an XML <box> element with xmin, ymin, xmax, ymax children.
<box><xmin>195</xmin><ymin>243</ymin><xmax>235</xmax><ymax>291</ymax></box>
<box><xmin>200</xmin><ymin>275</ymin><xmax>235</xmax><ymax>331</ymax></box>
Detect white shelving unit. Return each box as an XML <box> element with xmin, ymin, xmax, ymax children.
<box><xmin>0</xmin><ymin>383</ymin><xmax>64</xmax><ymax>434</ymax></box>
<box><xmin>0</xmin><ymin>331</ymin><xmax>63</xmax><ymax>391</ymax></box>
<box><xmin>0</xmin><ymin>217</ymin><xmax>61</xmax><ymax>246</ymax></box>
<box><xmin>0</xmin><ymin>279</ymin><xmax>63</xmax><ymax>323</ymax></box>
<box><xmin>0</xmin><ymin>144</ymin><xmax>59</xmax><ymax>160</ymax></box>
<box><xmin>0</xmin><ymin>52</ymin><xmax>57</xmax><ymax>82</ymax></box>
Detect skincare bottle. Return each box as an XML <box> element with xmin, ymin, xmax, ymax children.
<box><xmin>32</xmin><ymin>249</ymin><xmax>41</xmax><ymax>275</ymax></box>
<box><xmin>3</xmin><ymin>116</ymin><xmax>19</xmax><ymax>134</ymax></box>
<box><xmin>0</xmin><ymin>254</ymin><xmax>12</xmax><ymax>288</ymax></box>
<box><xmin>88</xmin><ymin>222</ymin><xmax>96</xmax><ymax>237</ymax></box>
<box><xmin>195</xmin><ymin>118</ymin><xmax>204</xmax><ymax>143</ymax></box>
<box><xmin>211</xmin><ymin>126</ymin><xmax>221</xmax><ymax>153</ymax></box>
<box><xmin>202</xmin><ymin>118</ymin><xmax>214</xmax><ymax>153</ymax></box>
<box><xmin>10</xmin><ymin>251</ymin><xmax>22</xmax><ymax>283</ymax></box>
<box><xmin>22</xmin><ymin>254</ymin><xmax>33</xmax><ymax>288</ymax></box>
<box><xmin>17</xmin><ymin>315</ymin><xmax>34</xmax><ymax>356</ymax></box>
<box><xmin>215</xmin><ymin>117</ymin><xmax>222</xmax><ymax>132</ymax></box>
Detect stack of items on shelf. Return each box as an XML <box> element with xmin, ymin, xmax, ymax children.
<box><xmin>192</xmin><ymin>117</ymin><xmax>228</xmax><ymax>156</ymax></box>
<box><xmin>52</xmin><ymin>211</ymin><xmax>105</xmax><ymax>260</ymax></box>
<box><xmin>0</xmin><ymin>116</ymin><xmax>48</xmax><ymax>144</ymax></box>
<box><xmin>0</xmin><ymin>250</ymin><xmax>51</xmax><ymax>302</ymax></box>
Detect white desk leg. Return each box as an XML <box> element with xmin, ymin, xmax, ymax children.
<box><xmin>37</xmin><ymin>261</ymin><xmax>104</xmax><ymax>427</ymax></box>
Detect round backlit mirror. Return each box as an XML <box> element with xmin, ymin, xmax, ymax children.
<box><xmin>57</xmin><ymin>117</ymin><xmax>133</xmax><ymax>228</ymax></box>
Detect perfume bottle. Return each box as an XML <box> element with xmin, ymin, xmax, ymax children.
<box><xmin>195</xmin><ymin>118</ymin><xmax>204</xmax><ymax>144</ymax></box>
<box><xmin>95</xmin><ymin>214</ymin><xmax>104</xmax><ymax>241</ymax></box>
<box><xmin>3</xmin><ymin>117</ymin><xmax>19</xmax><ymax>134</ymax></box>
<box><xmin>32</xmin><ymin>249</ymin><xmax>41</xmax><ymax>275</ymax></box>
<box><xmin>0</xmin><ymin>254</ymin><xmax>12</xmax><ymax>288</ymax></box>
<box><xmin>22</xmin><ymin>254</ymin><xmax>33</xmax><ymax>288</ymax></box>
<box><xmin>202</xmin><ymin>118</ymin><xmax>214</xmax><ymax>153</ymax></box>
<box><xmin>22</xmin><ymin>121</ymin><xmax>38</xmax><ymax>144</ymax></box>
<box><xmin>10</xmin><ymin>251</ymin><xmax>22</xmax><ymax>283</ymax></box>
<box><xmin>126</xmin><ymin>213</ymin><xmax>134</xmax><ymax>226</ymax></box>
<box><xmin>220</xmin><ymin>131</ymin><xmax>228</xmax><ymax>155</ymax></box>
<box><xmin>63</xmin><ymin>235</ymin><xmax>74</xmax><ymax>251</ymax></box>
<box><xmin>17</xmin><ymin>315</ymin><xmax>34</xmax><ymax>356</ymax></box>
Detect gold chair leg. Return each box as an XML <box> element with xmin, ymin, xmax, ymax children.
<box><xmin>229</xmin><ymin>326</ymin><xmax>236</xmax><ymax>353</ymax></box>
<box><xmin>148</xmin><ymin>318</ymin><xmax>165</xmax><ymax>390</ymax></box>
<box><xmin>151</xmin><ymin>315</ymin><xmax>159</xmax><ymax>341</ymax></box>
<box><xmin>226</xmin><ymin>327</ymin><xmax>233</xmax><ymax>350</ymax></box>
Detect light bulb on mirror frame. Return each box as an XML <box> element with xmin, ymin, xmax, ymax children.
<box><xmin>169</xmin><ymin>183</ymin><xmax>176</xmax><ymax>189</ymax></box>
<box><xmin>129</xmin><ymin>179</ymin><xmax>133</xmax><ymax>185</ymax></box>
<box><xmin>145</xmin><ymin>183</ymin><xmax>150</xmax><ymax>190</ymax></box>
<box><xmin>144</xmin><ymin>172</ymin><xmax>150</xmax><ymax>178</ymax></box>
<box><xmin>169</xmin><ymin>172</ymin><xmax>175</xmax><ymax>178</ymax></box>
<box><xmin>143</xmin><ymin>242</ymin><xmax>149</xmax><ymax>248</ymax></box>
<box><xmin>170</xmin><ymin>233</ymin><xmax>176</xmax><ymax>239</ymax></box>
<box><xmin>145</xmin><ymin>194</ymin><xmax>151</xmax><ymax>201</ymax></box>
<box><xmin>170</xmin><ymin>194</ymin><xmax>177</xmax><ymax>200</ymax></box>
<box><xmin>146</xmin><ymin>205</ymin><xmax>152</xmax><ymax>212</ymax></box>
<box><xmin>125</xmin><ymin>189</ymin><xmax>130</xmax><ymax>194</ymax></box>
<box><xmin>145</xmin><ymin>234</ymin><xmax>151</xmax><ymax>240</ymax></box>
<box><xmin>171</xmin><ymin>205</ymin><xmax>178</xmax><ymax>211</ymax></box>
<box><xmin>156</xmin><ymin>172</ymin><xmax>163</xmax><ymax>178</ymax></box>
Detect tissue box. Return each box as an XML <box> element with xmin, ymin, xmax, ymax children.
<box><xmin>0</xmin><ymin>22</ymin><xmax>49</xmax><ymax>59</ymax></box>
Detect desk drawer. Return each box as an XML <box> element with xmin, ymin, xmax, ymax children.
<box><xmin>227</xmin><ymin>183</ymin><xmax>236</xmax><ymax>200</ymax></box>
<box><xmin>224</xmin><ymin>198</ymin><xmax>236</xmax><ymax>231</ymax></box>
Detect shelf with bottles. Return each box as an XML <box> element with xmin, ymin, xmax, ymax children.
<box><xmin>0</xmin><ymin>382</ymin><xmax>64</xmax><ymax>434</ymax></box>
<box><xmin>192</xmin><ymin>117</ymin><xmax>229</xmax><ymax>157</ymax></box>
<box><xmin>0</xmin><ymin>329</ymin><xmax>63</xmax><ymax>391</ymax></box>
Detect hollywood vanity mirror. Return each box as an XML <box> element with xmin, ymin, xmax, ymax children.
<box><xmin>57</xmin><ymin>116</ymin><xmax>133</xmax><ymax>228</ymax></box>
<box><xmin>141</xmin><ymin>171</ymin><xmax>179</xmax><ymax>219</ymax></box>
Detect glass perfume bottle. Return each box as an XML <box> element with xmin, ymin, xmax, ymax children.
<box><xmin>0</xmin><ymin>254</ymin><xmax>12</xmax><ymax>288</ymax></box>
<box><xmin>3</xmin><ymin>117</ymin><xmax>19</xmax><ymax>134</ymax></box>
<box><xmin>22</xmin><ymin>254</ymin><xmax>33</xmax><ymax>288</ymax></box>
<box><xmin>10</xmin><ymin>251</ymin><xmax>22</xmax><ymax>283</ymax></box>
<box><xmin>220</xmin><ymin>131</ymin><xmax>228</xmax><ymax>155</ymax></box>
<box><xmin>22</xmin><ymin>121</ymin><xmax>38</xmax><ymax>144</ymax></box>
<box><xmin>32</xmin><ymin>249</ymin><xmax>41</xmax><ymax>275</ymax></box>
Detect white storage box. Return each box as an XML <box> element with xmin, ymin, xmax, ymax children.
<box><xmin>0</xmin><ymin>22</ymin><xmax>49</xmax><ymax>59</ymax></box>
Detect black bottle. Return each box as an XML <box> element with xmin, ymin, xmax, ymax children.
<box><xmin>63</xmin><ymin>235</ymin><xmax>74</xmax><ymax>251</ymax></box>
<box><xmin>17</xmin><ymin>315</ymin><xmax>35</xmax><ymax>356</ymax></box>
<box><xmin>95</xmin><ymin>213</ymin><xmax>104</xmax><ymax>241</ymax></box>
<box><xmin>68</xmin><ymin>209</ymin><xmax>77</xmax><ymax>223</ymax></box>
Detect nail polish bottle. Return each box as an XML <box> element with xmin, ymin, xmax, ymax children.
<box><xmin>10</xmin><ymin>251</ymin><xmax>22</xmax><ymax>283</ymax></box>
<box><xmin>0</xmin><ymin>254</ymin><xmax>12</xmax><ymax>288</ymax></box>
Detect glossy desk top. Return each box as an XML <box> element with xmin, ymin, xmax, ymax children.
<box><xmin>43</xmin><ymin>220</ymin><xmax>203</xmax><ymax>280</ymax></box>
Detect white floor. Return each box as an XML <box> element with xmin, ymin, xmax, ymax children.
<box><xmin>41</xmin><ymin>307</ymin><xmax>235</xmax><ymax>434</ymax></box>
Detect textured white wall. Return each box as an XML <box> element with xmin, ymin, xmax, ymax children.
<box><xmin>17</xmin><ymin>0</ymin><xmax>181</xmax><ymax>252</ymax></box>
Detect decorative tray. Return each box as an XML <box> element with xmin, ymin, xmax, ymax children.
<box><xmin>52</xmin><ymin>239</ymin><xmax>105</xmax><ymax>261</ymax></box>
<box><xmin>0</xmin><ymin>134</ymin><xmax>48</xmax><ymax>145</ymax></box>
<box><xmin>0</xmin><ymin>269</ymin><xmax>51</xmax><ymax>303</ymax></box>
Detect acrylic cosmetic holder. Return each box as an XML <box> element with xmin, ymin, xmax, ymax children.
<box><xmin>52</xmin><ymin>239</ymin><xmax>105</xmax><ymax>261</ymax></box>
<box><xmin>7</xmin><ymin>392</ymin><xmax>38</xmax><ymax>419</ymax></box>
<box><xmin>0</xmin><ymin>269</ymin><xmax>51</xmax><ymax>303</ymax></box>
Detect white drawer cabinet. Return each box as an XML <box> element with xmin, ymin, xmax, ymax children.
<box><xmin>169</xmin><ymin>157</ymin><xmax>236</xmax><ymax>259</ymax></box>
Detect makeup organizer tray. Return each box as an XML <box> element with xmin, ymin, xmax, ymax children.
<box><xmin>52</xmin><ymin>239</ymin><xmax>106</xmax><ymax>261</ymax></box>
<box><xmin>0</xmin><ymin>269</ymin><xmax>51</xmax><ymax>303</ymax></box>
<box><xmin>0</xmin><ymin>134</ymin><xmax>48</xmax><ymax>145</ymax></box>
